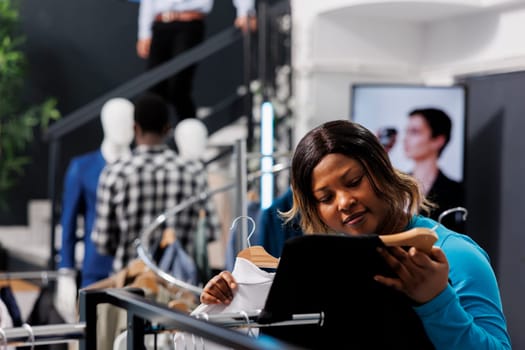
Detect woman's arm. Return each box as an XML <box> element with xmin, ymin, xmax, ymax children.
<box><xmin>414</xmin><ymin>234</ymin><xmax>511</xmax><ymax>350</ymax></box>
<box><xmin>375</xmin><ymin>232</ymin><xmax>510</xmax><ymax>349</ymax></box>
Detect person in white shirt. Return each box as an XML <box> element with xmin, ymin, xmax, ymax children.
<box><xmin>136</xmin><ymin>0</ymin><xmax>256</xmax><ymax>122</ymax></box>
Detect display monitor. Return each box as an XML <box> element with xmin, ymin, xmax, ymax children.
<box><xmin>351</xmin><ymin>84</ymin><xmax>466</xmax><ymax>230</ymax></box>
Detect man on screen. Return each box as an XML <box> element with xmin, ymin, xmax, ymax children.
<box><xmin>403</xmin><ymin>108</ymin><xmax>465</xmax><ymax>232</ymax></box>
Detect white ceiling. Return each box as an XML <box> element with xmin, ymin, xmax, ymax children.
<box><xmin>319</xmin><ymin>0</ymin><xmax>525</xmax><ymax>23</ymax></box>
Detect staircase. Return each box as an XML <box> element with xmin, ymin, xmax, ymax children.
<box><xmin>0</xmin><ymin>200</ymin><xmax>53</xmax><ymax>269</ymax></box>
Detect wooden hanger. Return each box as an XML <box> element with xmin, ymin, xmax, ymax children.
<box><xmin>379</xmin><ymin>227</ymin><xmax>438</xmax><ymax>254</ymax></box>
<box><xmin>237</xmin><ymin>227</ymin><xmax>437</xmax><ymax>266</ymax></box>
<box><xmin>129</xmin><ymin>269</ymin><xmax>159</xmax><ymax>295</ymax></box>
<box><xmin>233</xmin><ymin>216</ymin><xmax>280</xmax><ymax>269</ymax></box>
<box><xmin>238</xmin><ymin>245</ymin><xmax>280</xmax><ymax>269</ymax></box>
<box><xmin>81</xmin><ymin>258</ymin><xmax>150</xmax><ymax>290</ymax></box>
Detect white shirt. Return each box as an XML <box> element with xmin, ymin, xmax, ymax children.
<box><xmin>138</xmin><ymin>0</ymin><xmax>255</xmax><ymax>39</ymax></box>
<box><xmin>174</xmin><ymin>257</ymin><xmax>275</xmax><ymax>349</ymax></box>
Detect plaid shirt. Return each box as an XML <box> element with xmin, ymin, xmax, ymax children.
<box><xmin>92</xmin><ymin>144</ymin><xmax>220</xmax><ymax>272</ymax></box>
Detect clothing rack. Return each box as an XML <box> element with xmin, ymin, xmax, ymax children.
<box><xmin>0</xmin><ymin>323</ymin><xmax>85</xmax><ymax>347</ymax></box>
<box><xmin>197</xmin><ymin>310</ymin><xmax>323</xmax><ymax>328</ymax></box>
<box><xmin>0</xmin><ymin>288</ymin><xmax>314</xmax><ymax>348</ymax></box>
<box><xmin>0</xmin><ymin>269</ymin><xmax>75</xmax><ymax>347</ymax></box>
<box><xmin>78</xmin><ymin>288</ymin><xmax>306</xmax><ymax>350</ymax></box>
<box><xmin>0</xmin><ymin>270</ymin><xmax>60</xmax><ymax>282</ymax></box>
<box><xmin>136</xmin><ymin>138</ymin><xmax>290</xmax><ymax>295</ymax></box>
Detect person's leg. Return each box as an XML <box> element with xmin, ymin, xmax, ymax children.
<box><xmin>169</xmin><ymin>20</ymin><xmax>205</xmax><ymax>121</ymax></box>
<box><xmin>148</xmin><ymin>22</ymin><xmax>178</xmax><ymax>100</ymax></box>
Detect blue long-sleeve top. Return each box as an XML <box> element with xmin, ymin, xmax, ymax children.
<box><xmin>59</xmin><ymin>150</ymin><xmax>114</xmax><ymax>287</ymax></box>
<box><xmin>408</xmin><ymin>215</ymin><xmax>511</xmax><ymax>349</ymax></box>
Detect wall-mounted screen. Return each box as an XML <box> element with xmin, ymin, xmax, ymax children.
<box><xmin>351</xmin><ymin>84</ymin><xmax>466</xmax><ymax>230</ymax></box>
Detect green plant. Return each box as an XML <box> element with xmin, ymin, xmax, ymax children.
<box><xmin>0</xmin><ymin>0</ymin><xmax>61</xmax><ymax>210</ymax></box>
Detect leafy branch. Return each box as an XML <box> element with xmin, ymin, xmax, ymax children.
<box><xmin>0</xmin><ymin>0</ymin><xmax>61</xmax><ymax>210</ymax></box>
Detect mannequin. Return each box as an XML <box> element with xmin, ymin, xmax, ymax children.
<box><xmin>173</xmin><ymin>118</ymin><xmax>208</xmax><ymax>161</ymax></box>
<box><xmin>99</xmin><ymin>99</ymin><xmax>135</xmax><ymax>163</ymax></box>
<box><xmin>55</xmin><ymin>98</ymin><xmax>134</xmax><ymax>322</ymax></box>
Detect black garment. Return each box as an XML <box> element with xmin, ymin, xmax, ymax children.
<box><xmin>426</xmin><ymin>170</ymin><xmax>465</xmax><ymax>233</ymax></box>
<box><xmin>0</xmin><ymin>242</ymin><xmax>8</xmax><ymax>270</ymax></box>
<box><xmin>24</xmin><ymin>286</ymin><xmax>68</xmax><ymax>350</ymax></box>
<box><xmin>0</xmin><ymin>286</ymin><xmax>22</xmax><ymax>326</ymax></box>
<box><xmin>148</xmin><ymin>19</ymin><xmax>206</xmax><ymax>121</ymax></box>
<box><xmin>259</xmin><ymin>235</ymin><xmax>434</xmax><ymax>350</ymax></box>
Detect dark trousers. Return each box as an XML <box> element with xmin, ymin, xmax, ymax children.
<box><xmin>148</xmin><ymin>19</ymin><xmax>205</xmax><ymax>122</ymax></box>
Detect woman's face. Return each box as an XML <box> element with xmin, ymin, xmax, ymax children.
<box><xmin>311</xmin><ymin>153</ymin><xmax>390</xmax><ymax>236</ymax></box>
<box><xmin>403</xmin><ymin>114</ymin><xmax>439</xmax><ymax>161</ymax></box>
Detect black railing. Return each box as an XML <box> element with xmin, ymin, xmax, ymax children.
<box><xmin>45</xmin><ymin>26</ymin><xmax>243</xmax><ymax>140</ymax></box>
<box><xmin>79</xmin><ymin>288</ymin><xmax>303</xmax><ymax>350</ymax></box>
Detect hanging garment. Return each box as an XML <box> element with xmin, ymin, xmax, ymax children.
<box><xmin>174</xmin><ymin>257</ymin><xmax>275</xmax><ymax>349</ymax></box>
<box><xmin>83</xmin><ymin>260</ymin><xmax>198</xmax><ymax>350</ymax></box>
<box><xmin>25</xmin><ymin>285</ymin><xmax>68</xmax><ymax>350</ymax></box>
<box><xmin>99</xmin><ymin>284</ymin><xmax>195</xmax><ymax>350</ymax></box>
<box><xmin>0</xmin><ymin>242</ymin><xmax>8</xmax><ymax>270</ymax></box>
<box><xmin>0</xmin><ymin>286</ymin><xmax>23</xmax><ymax>326</ymax></box>
<box><xmin>194</xmin><ymin>210</ymin><xmax>211</xmax><ymax>284</ymax></box>
<box><xmin>225</xmin><ymin>220</ymin><xmax>240</xmax><ymax>272</ymax></box>
<box><xmin>158</xmin><ymin>240</ymin><xmax>198</xmax><ymax>285</ymax></box>
<box><xmin>0</xmin><ymin>297</ymin><xmax>13</xmax><ymax>328</ymax></box>
<box><xmin>259</xmin><ymin>235</ymin><xmax>434</xmax><ymax>350</ymax></box>
<box><xmin>255</xmin><ymin>187</ymin><xmax>303</xmax><ymax>257</ymax></box>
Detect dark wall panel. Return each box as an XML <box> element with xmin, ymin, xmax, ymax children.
<box><xmin>464</xmin><ymin>71</ymin><xmax>525</xmax><ymax>349</ymax></box>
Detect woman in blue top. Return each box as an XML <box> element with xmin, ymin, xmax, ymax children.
<box><xmin>202</xmin><ymin>120</ymin><xmax>510</xmax><ymax>349</ymax></box>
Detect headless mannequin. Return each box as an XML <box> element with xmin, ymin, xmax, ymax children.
<box><xmin>173</xmin><ymin>118</ymin><xmax>208</xmax><ymax>161</ymax></box>
<box><xmin>55</xmin><ymin>98</ymin><xmax>134</xmax><ymax>322</ymax></box>
<box><xmin>100</xmin><ymin>99</ymin><xmax>135</xmax><ymax>163</ymax></box>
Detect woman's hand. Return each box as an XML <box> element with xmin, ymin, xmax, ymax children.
<box><xmin>374</xmin><ymin>246</ymin><xmax>449</xmax><ymax>304</ymax></box>
<box><xmin>200</xmin><ymin>271</ymin><xmax>238</xmax><ymax>305</ymax></box>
